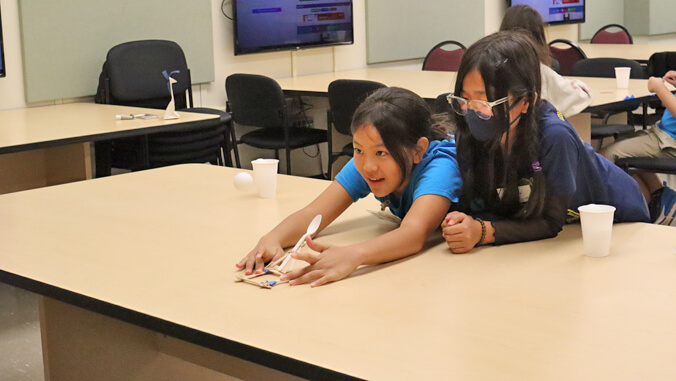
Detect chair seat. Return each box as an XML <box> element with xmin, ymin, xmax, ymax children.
<box><xmin>616</xmin><ymin>157</ymin><xmax>676</xmax><ymax>175</ymax></box>
<box><xmin>240</xmin><ymin>127</ymin><xmax>327</xmax><ymax>150</ymax></box>
<box><xmin>590</xmin><ymin>124</ymin><xmax>635</xmax><ymax>139</ymax></box>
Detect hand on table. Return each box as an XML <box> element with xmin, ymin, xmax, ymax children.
<box><xmin>441</xmin><ymin>211</ymin><xmax>482</xmax><ymax>254</ymax></box>
<box><xmin>648</xmin><ymin>76</ymin><xmax>668</xmax><ymax>93</ymax></box>
<box><xmin>236</xmin><ymin>236</ymin><xmax>285</xmax><ymax>275</ymax></box>
<box><xmin>280</xmin><ymin>236</ymin><xmax>362</xmax><ymax>287</ymax></box>
<box><xmin>663</xmin><ymin>70</ymin><xmax>676</xmax><ymax>86</ymax></box>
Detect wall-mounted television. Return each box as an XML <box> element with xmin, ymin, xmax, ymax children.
<box><xmin>233</xmin><ymin>0</ymin><xmax>354</xmax><ymax>56</ymax></box>
<box><xmin>508</xmin><ymin>0</ymin><xmax>585</xmax><ymax>26</ymax></box>
<box><xmin>0</xmin><ymin>4</ymin><xmax>6</xmax><ymax>77</ymax></box>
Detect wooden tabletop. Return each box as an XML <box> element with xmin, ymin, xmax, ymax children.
<box><xmin>577</xmin><ymin>43</ymin><xmax>676</xmax><ymax>61</ymax></box>
<box><xmin>0</xmin><ymin>103</ymin><xmax>219</xmax><ymax>154</ymax></box>
<box><xmin>277</xmin><ymin>68</ymin><xmax>657</xmax><ymax>112</ymax></box>
<box><xmin>277</xmin><ymin>68</ymin><xmax>457</xmax><ymax>99</ymax></box>
<box><xmin>1</xmin><ymin>164</ymin><xmax>675</xmax><ymax>380</ymax></box>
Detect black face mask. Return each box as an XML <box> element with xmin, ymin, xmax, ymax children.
<box><xmin>464</xmin><ymin>101</ymin><xmax>521</xmax><ymax>142</ymax></box>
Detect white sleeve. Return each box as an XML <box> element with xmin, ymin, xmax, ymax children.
<box><xmin>540</xmin><ymin>64</ymin><xmax>593</xmax><ymax>118</ymax></box>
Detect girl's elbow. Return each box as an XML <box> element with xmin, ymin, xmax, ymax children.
<box><xmin>407</xmin><ymin>229</ymin><xmax>433</xmax><ymax>253</ymax></box>
<box><xmin>544</xmin><ymin>222</ymin><xmax>563</xmax><ymax>239</ymax></box>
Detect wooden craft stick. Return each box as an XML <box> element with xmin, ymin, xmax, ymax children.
<box><xmin>236</xmin><ymin>276</ymin><xmax>272</xmax><ymax>289</ymax></box>
<box><xmin>266</xmin><ymin>253</ymin><xmax>290</xmax><ymax>269</ymax></box>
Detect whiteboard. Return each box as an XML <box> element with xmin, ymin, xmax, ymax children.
<box><xmin>19</xmin><ymin>0</ymin><xmax>215</xmax><ymax>102</ymax></box>
<box><xmin>366</xmin><ymin>0</ymin><xmax>485</xmax><ymax>64</ymax></box>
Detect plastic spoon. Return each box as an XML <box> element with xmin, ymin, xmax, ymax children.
<box><xmin>278</xmin><ymin>214</ymin><xmax>322</xmax><ymax>271</ymax></box>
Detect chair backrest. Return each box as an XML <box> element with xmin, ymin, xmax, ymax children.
<box><xmin>571</xmin><ymin>57</ymin><xmax>645</xmax><ymax>79</ymax></box>
<box><xmin>327</xmin><ymin>79</ymin><xmax>386</xmax><ymax>136</ymax></box>
<box><xmin>422</xmin><ymin>40</ymin><xmax>467</xmax><ymax>72</ymax></box>
<box><xmin>95</xmin><ymin>40</ymin><xmax>193</xmax><ymax>109</ymax></box>
<box><xmin>433</xmin><ymin>92</ymin><xmax>451</xmax><ymax>114</ymax></box>
<box><xmin>225</xmin><ymin>74</ymin><xmax>288</xmax><ymax>128</ymax></box>
<box><xmin>147</xmin><ymin>119</ymin><xmax>226</xmax><ymax>167</ymax></box>
<box><xmin>548</xmin><ymin>39</ymin><xmax>587</xmax><ymax>76</ymax></box>
<box><xmin>647</xmin><ymin>51</ymin><xmax>676</xmax><ymax>78</ymax></box>
<box><xmin>590</xmin><ymin>24</ymin><xmax>633</xmax><ymax>44</ymax></box>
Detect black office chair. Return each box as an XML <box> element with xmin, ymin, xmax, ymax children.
<box><xmin>422</xmin><ymin>40</ymin><xmax>467</xmax><ymax>72</ymax></box>
<box><xmin>225</xmin><ymin>73</ymin><xmax>329</xmax><ymax>176</ymax></box>
<box><xmin>94</xmin><ymin>40</ymin><xmax>240</xmax><ymax>176</ymax></box>
<box><xmin>571</xmin><ymin>57</ymin><xmax>645</xmax><ymax>150</ymax></box>
<box><xmin>326</xmin><ymin>79</ymin><xmax>386</xmax><ymax>177</ymax></box>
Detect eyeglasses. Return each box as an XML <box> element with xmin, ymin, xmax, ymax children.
<box><xmin>446</xmin><ymin>94</ymin><xmax>509</xmax><ymax>120</ymax></box>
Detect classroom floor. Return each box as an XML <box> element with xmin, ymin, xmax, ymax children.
<box><xmin>0</xmin><ymin>283</ymin><xmax>44</xmax><ymax>381</ymax></box>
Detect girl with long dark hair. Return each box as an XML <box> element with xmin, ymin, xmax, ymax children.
<box><xmin>441</xmin><ymin>31</ymin><xmax>649</xmax><ymax>253</ymax></box>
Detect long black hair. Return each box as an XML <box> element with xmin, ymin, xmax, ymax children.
<box><xmin>351</xmin><ymin>87</ymin><xmax>449</xmax><ymax>188</ymax></box>
<box><xmin>452</xmin><ymin>30</ymin><xmax>546</xmax><ymax>219</ymax></box>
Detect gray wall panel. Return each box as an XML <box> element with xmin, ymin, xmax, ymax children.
<box><xmin>19</xmin><ymin>0</ymin><xmax>214</xmax><ymax>102</ymax></box>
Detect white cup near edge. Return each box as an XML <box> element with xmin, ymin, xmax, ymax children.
<box><xmin>579</xmin><ymin>204</ymin><xmax>616</xmax><ymax>258</ymax></box>
<box><xmin>615</xmin><ymin>67</ymin><xmax>631</xmax><ymax>89</ymax></box>
<box><xmin>251</xmin><ymin>158</ymin><xmax>279</xmax><ymax>198</ymax></box>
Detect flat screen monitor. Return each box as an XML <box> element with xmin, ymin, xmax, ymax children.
<box><xmin>233</xmin><ymin>0</ymin><xmax>354</xmax><ymax>56</ymax></box>
<box><xmin>0</xmin><ymin>5</ymin><xmax>5</xmax><ymax>77</ymax></box>
<box><xmin>508</xmin><ymin>0</ymin><xmax>585</xmax><ymax>26</ymax></box>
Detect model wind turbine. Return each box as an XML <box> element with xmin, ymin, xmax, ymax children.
<box><xmin>162</xmin><ymin>70</ymin><xmax>180</xmax><ymax>120</ymax></box>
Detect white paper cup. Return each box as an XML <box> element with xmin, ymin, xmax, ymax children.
<box><xmin>615</xmin><ymin>67</ymin><xmax>631</xmax><ymax>89</ymax></box>
<box><xmin>251</xmin><ymin>158</ymin><xmax>279</xmax><ymax>198</ymax></box>
<box><xmin>579</xmin><ymin>204</ymin><xmax>616</xmax><ymax>258</ymax></box>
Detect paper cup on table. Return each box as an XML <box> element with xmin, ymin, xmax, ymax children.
<box><xmin>251</xmin><ymin>158</ymin><xmax>279</xmax><ymax>198</ymax></box>
<box><xmin>579</xmin><ymin>204</ymin><xmax>616</xmax><ymax>257</ymax></box>
<box><xmin>615</xmin><ymin>67</ymin><xmax>631</xmax><ymax>89</ymax></box>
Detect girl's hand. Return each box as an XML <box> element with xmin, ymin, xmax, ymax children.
<box><xmin>648</xmin><ymin>76</ymin><xmax>666</xmax><ymax>93</ymax></box>
<box><xmin>441</xmin><ymin>211</ymin><xmax>482</xmax><ymax>254</ymax></box>
<box><xmin>236</xmin><ymin>235</ymin><xmax>285</xmax><ymax>275</ymax></box>
<box><xmin>664</xmin><ymin>71</ymin><xmax>676</xmax><ymax>86</ymax></box>
<box><xmin>280</xmin><ymin>236</ymin><xmax>362</xmax><ymax>287</ymax></box>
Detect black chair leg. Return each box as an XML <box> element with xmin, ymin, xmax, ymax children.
<box><xmin>286</xmin><ymin>148</ymin><xmax>291</xmax><ymax>175</ymax></box>
<box><xmin>229</xmin><ymin>124</ymin><xmax>241</xmax><ymax>168</ymax></box>
<box><xmin>94</xmin><ymin>141</ymin><xmax>112</xmax><ymax>178</ymax></box>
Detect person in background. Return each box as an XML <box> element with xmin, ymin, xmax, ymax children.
<box><xmin>237</xmin><ymin>87</ymin><xmax>462</xmax><ymax>286</ymax></box>
<box><xmin>440</xmin><ymin>31</ymin><xmax>649</xmax><ymax>254</ymax></box>
<box><xmin>601</xmin><ymin>72</ymin><xmax>676</xmax><ymax>226</ymax></box>
<box><xmin>500</xmin><ymin>4</ymin><xmax>592</xmax><ymax>117</ymax></box>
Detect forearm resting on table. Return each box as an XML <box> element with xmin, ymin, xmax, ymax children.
<box><xmin>350</xmin><ymin>222</ymin><xmax>435</xmax><ymax>266</ymax></box>
<box><xmin>353</xmin><ymin>194</ymin><xmax>451</xmax><ymax>265</ymax></box>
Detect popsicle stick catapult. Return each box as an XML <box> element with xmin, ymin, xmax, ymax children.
<box><xmin>235</xmin><ymin>215</ymin><xmax>322</xmax><ymax>289</ymax></box>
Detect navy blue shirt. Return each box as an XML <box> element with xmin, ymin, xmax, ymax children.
<box><xmin>538</xmin><ymin>101</ymin><xmax>649</xmax><ymax>223</ymax></box>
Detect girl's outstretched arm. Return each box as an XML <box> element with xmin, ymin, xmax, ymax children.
<box><xmin>649</xmin><ymin>76</ymin><xmax>676</xmax><ymax>118</ymax></box>
<box><xmin>282</xmin><ymin>194</ymin><xmax>451</xmax><ymax>287</ymax></box>
<box><xmin>236</xmin><ymin>181</ymin><xmax>353</xmax><ymax>275</ymax></box>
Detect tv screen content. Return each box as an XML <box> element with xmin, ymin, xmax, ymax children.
<box><xmin>233</xmin><ymin>0</ymin><xmax>354</xmax><ymax>56</ymax></box>
<box><xmin>509</xmin><ymin>0</ymin><xmax>585</xmax><ymax>25</ymax></box>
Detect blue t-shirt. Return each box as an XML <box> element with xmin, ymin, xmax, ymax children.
<box><xmin>335</xmin><ymin>139</ymin><xmax>461</xmax><ymax>219</ymax></box>
<box><xmin>539</xmin><ymin>101</ymin><xmax>649</xmax><ymax>222</ymax></box>
<box><xmin>659</xmin><ymin>108</ymin><xmax>676</xmax><ymax>141</ymax></box>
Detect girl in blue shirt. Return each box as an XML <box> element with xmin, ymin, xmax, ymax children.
<box><xmin>441</xmin><ymin>31</ymin><xmax>649</xmax><ymax>253</ymax></box>
<box><xmin>237</xmin><ymin>87</ymin><xmax>462</xmax><ymax>287</ymax></box>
